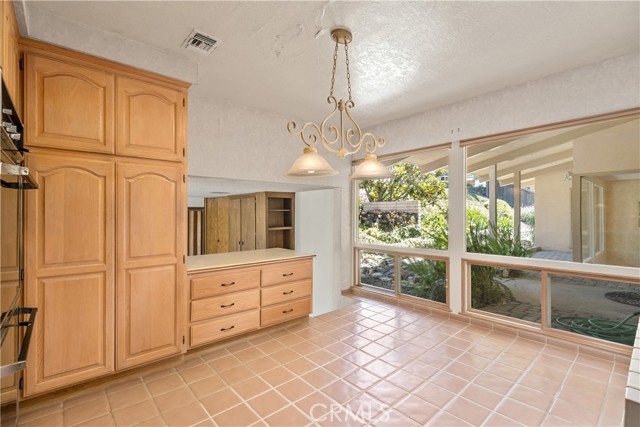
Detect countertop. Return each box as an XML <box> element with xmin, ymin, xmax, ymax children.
<box><xmin>187</xmin><ymin>248</ymin><xmax>315</xmax><ymax>273</ymax></box>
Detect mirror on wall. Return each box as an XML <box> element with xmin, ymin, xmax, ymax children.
<box><xmin>464</xmin><ymin>113</ymin><xmax>639</xmax><ymax>269</ymax></box>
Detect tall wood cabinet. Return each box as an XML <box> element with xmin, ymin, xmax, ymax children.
<box><xmin>21</xmin><ymin>39</ymin><xmax>189</xmax><ymax>395</ymax></box>
<box><xmin>204</xmin><ymin>192</ymin><xmax>294</xmax><ymax>254</ymax></box>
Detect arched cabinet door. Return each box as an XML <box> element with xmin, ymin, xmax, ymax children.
<box><xmin>24</xmin><ymin>54</ymin><xmax>115</xmax><ymax>153</ymax></box>
<box><xmin>24</xmin><ymin>152</ymin><xmax>115</xmax><ymax>396</ymax></box>
<box><xmin>116</xmin><ymin>161</ymin><xmax>186</xmax><ymax>369</ymax></box>
<box><xmin>116</xmin><ymin>77</ymin><xmax>186</xmax><ymax>162</ymax></box>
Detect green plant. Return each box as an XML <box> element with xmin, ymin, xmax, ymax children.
<box><xmin>401</xmin><ymin>258</ymin><xmax>447</xmax><ymax>303</ymax></box>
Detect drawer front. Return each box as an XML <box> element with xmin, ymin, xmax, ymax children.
<box><xmin>191</xmin><ymin>268</ymin><xmax>260</xmax><ymax>299</ymax></box>
<box><xmin>261</xmin><ymin>259</ymin><xmax>312</xmax><ymax>286</ymax></box>
<box><xmin>191</xmin><ymin>289</ymin><xmax>260</xmax><ymax>322</ymax></box>
<box><xmin>261</xmin><ymin>280</ymin><xmax>312</xmax><ymax>307</ymax></box>
<box><xmin>190</xmin><ymin>309</ymin><xmax>259</xmax><ymax>347</ymax></box>
<box><xmin>261</xmin><ymin>298</ymin><xmax>311</xmax><ymax>327</ymax></box>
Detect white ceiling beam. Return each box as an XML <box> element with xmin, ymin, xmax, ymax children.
<box><xmin>476</xmin><ymin>149</ymin><xmax>573</xmax><ymax>181</ymax></box>
<box><xmin>499</xmin><ymin>161</ymin><xmax>573</xmax><ymax>185</ymax></box>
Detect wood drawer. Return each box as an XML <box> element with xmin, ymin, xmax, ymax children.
<box><xmin>261</xmin><ymin>298</ymin><xmax>311</xmax><ymax>327</ymax></box>
<box><xmin>191</xmin><ymin>289</ymin><xmax>260</xmax><ymax>322</ymax></box>
<box><xmin>261</xmin><ymin>280</ymin><xmax>312</xmax><ymax>307</ymax></box>
<box><xmin>190</xmin><ymin>309</ymin><xmax>259</xmax><ymax>347</ymax></box>
<box><xmin>191</xmin><ymin>268</ymin><xmax>260</xmax><ymax>299</ymax></box>
<box><xmin>261</xmin><ymin>259</ymin><xmax>312</xmax><ymax>286</ymax></box>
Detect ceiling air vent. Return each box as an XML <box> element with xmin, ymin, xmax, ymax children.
<box><xmin>182</xmin><ymin>30</ymin><xmax>220</xmax><ymax>56</ymax></box>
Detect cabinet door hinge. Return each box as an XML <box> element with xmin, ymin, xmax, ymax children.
<box><xmin>182</xmin><ymin>148</ymin><xmax>186</xmax><ymax>157</ymax></box>
<box><xmin>183</xmin><ymin>174</ymin><xmax>186</xmax><ymax>183</ymax></box>
<box><xmin>183</xmin><ymin>255</ymin><xmax>186</xmax><ymax>264</ymax></box>
<box><xmin>182</xmin><ymin>335</ymin><xmax>185</xmax><ymax>345</ymax></box>
<box><xmin>19</xmin><ymin>59</ymin><xmax>24</xmax><ymax>70</ymax></box>
<box><xmin>20</xmin><ymin>269</ymin><xmax>24</xmax><ymax>281</ymax></box>
<box><xmin>183</xmin><ymin>98</ymin><xmax>186</xmax><ymax>107</ymax></box>
<box><xmin>19</xmin><ymin>377</ymin><xmax>24</xmax><ymax>390</ymax></box>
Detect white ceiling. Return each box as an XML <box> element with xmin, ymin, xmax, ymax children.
<box><xmin>22</xmin><ymin>1</ymin><xmax>640</xmax><ymax>128</ymax></box>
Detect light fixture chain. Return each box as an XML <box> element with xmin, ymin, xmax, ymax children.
<box><xmin>329</xmin><ymin>41</ymin><xmax>339</xmax><ymax>98</ymax></box>
<box><xmin>344</xmin><ymin>42</ymin><xmax>352</xmax><ymax>103</ymax></box>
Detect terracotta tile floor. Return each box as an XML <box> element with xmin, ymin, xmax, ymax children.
<box><xmin>8</xmin><ymin>298</ymin><xmax>631</xmax><ymax>426</ymax></box>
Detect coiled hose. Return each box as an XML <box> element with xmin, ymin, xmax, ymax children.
<box><xmin>555</xmin><ymin>311</ymin><xmax>640</xmax><ymax>345</ymax></box>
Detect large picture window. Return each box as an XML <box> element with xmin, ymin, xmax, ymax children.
<box><xmin>356</xmin><ymin>148</ymin><xmax>450</xmax><ymax>250</ymax></box>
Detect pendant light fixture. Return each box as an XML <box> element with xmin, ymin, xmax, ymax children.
<box><xmin>285</xmin><ymin>27</ymin><xmax>392</xmax><ymax>180</ymax></box>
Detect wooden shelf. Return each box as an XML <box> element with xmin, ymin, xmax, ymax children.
<box><xmin>268</xmin><ymin>226</ymin><xmax>293</xmax><ymax>231</ymax></box>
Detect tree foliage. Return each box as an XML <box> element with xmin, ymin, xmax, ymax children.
<box><xmin>360</xmin><ymin>163</ymin><xmax>447</xmax><ymax>204</ymax></box>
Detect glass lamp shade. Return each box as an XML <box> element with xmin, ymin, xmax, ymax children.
<box><xmin>285</xmin><ymin>146</ymin><xmax>338</xmax><ymax>177</ymax></box>
<box><xmin>350</xmin><ymin>154</ymin><xmax>393</xmax><ymax>180</ymax></box>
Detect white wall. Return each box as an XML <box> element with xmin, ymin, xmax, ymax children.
<box><xmin>535</xmin><ymin>172</ymin><xmax>572</xmax><ymax>251</ymax></box>
<box><xmin>295</xmin><ymin>189</ymin><xmax>345</xmax><ymax>316</ymax></box>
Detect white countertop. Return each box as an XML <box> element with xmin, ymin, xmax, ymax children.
<box><xmin>187</xmin><ymin>248</ymin><xmax>315</xmax><ymax>272</ymax></box>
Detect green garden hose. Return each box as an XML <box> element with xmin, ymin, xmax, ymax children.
<box><xmin>555</xmin><ymin>311</ymin><xmax>640</xmax><ymax>345</ymax></box>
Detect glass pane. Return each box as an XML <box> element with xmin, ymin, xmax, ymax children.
<box><xmin>400</xmin><ymin>257</ymin><xmax>446</xmax><ymax>304</ymax></box>
<box><xmin>357</xmin><ymin>155</ymin><xmax>449</xmax><ymax>250</ymax></box>
<box><xmin>549</xmin><ymin>274</ymin><xmax>639</xmax><ymax>346</ymax></box>
<box><xmin>359</xmin><ymin>251</ymin><xmax>395</xmax><ymax>292</ymax></box>
<box><xmin>465</xmin><ymin>113</ymin><xmax>640</xmax><ymax>269</ymax></box>
<box><xmin>470</xmin><ymin>264</ymin><xmax>541</xmax><ymax>324</ymax></box>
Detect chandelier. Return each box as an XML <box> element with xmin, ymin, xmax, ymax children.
<box><xmin>285</xmin><ymin>28</ymin><xmax>392</xmax><ymax>180</ymax></box>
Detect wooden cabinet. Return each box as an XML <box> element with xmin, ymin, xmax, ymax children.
<box><xmin>2</xmin><ymin>0</ymin><xmax>21</xmax><ymax>112</ymax></box>
<box><xmin>24</xmin><ymin>53</ymin><xmax>115</xmax><ymax>154</ymax></box>
<box><xmin>265</xmin><ymin>193</ymin><xmax>295</xmax><ymax>250</ymax></box>
<box><xmin>21</xmin><ymin>41</ymin><xmax>189</xmax><ymax>395</ymax></box>
<box><xmin>116</xmin><ymin>77</ymin><xmax>186</xmax><ymax>162</ymax></box>
<box><xmin>116</xmin><ymin>161</ymin><xmax>185</xmax><ymax>370</ymax></box>
<box><xmin>1</xmin><ymin>180</ymin><xmax>20</xmax><ymax>402</ymax></box>
<box><xmin>187</xmin><ymin>255</ymin><xmax>313</xmax><ymax>349</ymax></box>
<box><xmin>260</xmin><ymin>259</ymin><xmax>312</xmax><ymax>327</ymax></box>
<box><xmin>188</xmin><ymin>266</ymin><xmax>261</xmax><ymax>348</ymax></box>
<box><xmin>228</xmin><ymin>195</ymin><xmax>258</xmax><ymax>252</ymax></box>
<box><xmin>204</xmin><ymin>197</ymin><xmax>229</xmax><ymax>254</ymax></box>
<box><xmin>204</xmin><ymin>192</ymin><xmax>294</xmax><ymax>254</ymax></box>
<box><xmin>24</xmin><ymin>152</ymin><xmax>115</xmax><ymax>395</ymax></box>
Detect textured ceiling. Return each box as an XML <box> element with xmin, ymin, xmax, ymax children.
<box><xmin>22</xmin><ymin>1</ymin><xmax>640</xmax><ymax>128</ymax></box>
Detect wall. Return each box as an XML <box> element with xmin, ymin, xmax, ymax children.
<box><xmin>606</xmin><ymin>179</ymin><xmax>640</xmax><ymax>268</ymax></box>
<box><xmin>187</xmin><ymin>93</ymin><xmax>355</xmax><ymax>294</ymax></box>
<box><xmin>295</xmin><ymin>189</ymin><xmax>349</xmax><ymax>316</ymax></box>
<box><xmin>573</xmin><ymin>119</ymin><xmax>640</xmax><ymax>175</ymax></box>
<box><xmin>534</xmin><ymin>172</ymin><xmax>572</xmax><ymax>251</ymax></box>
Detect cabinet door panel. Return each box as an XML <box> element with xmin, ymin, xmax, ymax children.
<box><xmin>24</xmin><ymin>153</ymin><xmax>115</xmax><ymax>396</ymax></box>
<box><xmin>25</xmin><ymin>54</ymin><xmax>115</xmax><ymax>153</ymax></box>
<box><xmin>38</xmin><ymin>274</ymin><xmax>110</xmax><ymax>379</ymax></box>
<box><xmin>117</xmin><ymin>162</ymin><xmax>185</xmax><ymax>369</ymax></box>
<box><xmin>241</xmin><ymin>197</ymin><xmax>256</xmax><ymax>251</ymax></box>
<box><xmin>228</xmin><ymin>198</ymin><xmax>241</xmax><ymax>252</ymax></box>
<box><xmin>116</xmin><ymin>77</ymin><xmax>185</xmax><ymax>161</ymax></box>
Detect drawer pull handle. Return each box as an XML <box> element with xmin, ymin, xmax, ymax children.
<box><xmin>220</xmin><ymin>303</ymin><xmax>235</xmax><ymax>308</ymax></box>
<box><xmin>220</xmin><ymin>325</ymin><xmax>235</xmax><ymax>332</ymax></box>
<box><xmin>282</xmin><ymin>290</ymin><xmax>294</xmax><ymax>295</ymax></box>
<box><xmin>282</xmin><ymin>308</ymin><xmax>294</xmax><ymax>314</ymax></box>
<box><xmin>221</xmin><ymin>282</ymin><xmax>236</xmax><ymax>287</ymax></box>
<box><xmin>282</xmin><ymin>273</ymin><xmax>294</xmax><ymax>277</ymax></box>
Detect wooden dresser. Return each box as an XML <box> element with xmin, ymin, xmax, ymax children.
<box><xmin>187</xmin><ymin>249</ymin><xmax>314</xmax><ymax>349</ymax></box>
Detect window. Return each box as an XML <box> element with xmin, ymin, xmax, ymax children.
<box><xmin>357</xmin><ymin>149</ymin><xmax>450</xmax><ymax>251</ymax></box>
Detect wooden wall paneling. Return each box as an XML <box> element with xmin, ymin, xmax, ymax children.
<box><xmin>24</xmin><ymin>152</ymin><xmax>115</xmax><ymax>396</ymax></box>
<box><xmin>116</xmin><ymin>161</ymin><xmax>185</xmax><ymax>370</ymax></box>
<box><xmin>24</xmin><ymin>53</ymin><xmax>115</xmax><ymax>153</ymax></box>
<box><xmin>204</xmin><ymin>198</ymin><xmax>229</xmax><ymax>254</ymax></box>
<box><xmin>187</xmin><ymin>207</ymin><xmax>203</xmax><ymax>256</ymax></box>
<box><xmin>228</xmin><ymin>198</ymin><xmax>241</xmax><ymax>252</ymax></box>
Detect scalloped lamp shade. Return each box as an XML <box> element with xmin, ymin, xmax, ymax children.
<box><xmin>350</xmin><ymin>154</ymin><xmax>393</xmax><ymax>180</ymax></box>
<box><xmin>285</xmin><ymin>146</ymin><xmax>338</xmax><ymax>178</ymax></box>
